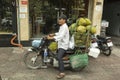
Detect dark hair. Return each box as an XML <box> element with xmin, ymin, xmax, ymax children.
<box><xmin>59</xmin><ymin>14</ymin><xmax>67</xmax><ymax>21</ymax></box>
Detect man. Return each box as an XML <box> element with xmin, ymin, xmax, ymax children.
<box><xmin>47</xmin><ymin>14</ymin><xmax>69</xmax><ymax>79</ymax></box>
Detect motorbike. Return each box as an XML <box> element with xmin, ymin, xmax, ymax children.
<box><xmin>91</xmin><ymin>35</ymin><xmax>113</xmax><ymax>56</ymax></box>
<box><xmin>23</xmin><ymin>37</ymin><xmax>86</xmax><ymax>70</ymax></box>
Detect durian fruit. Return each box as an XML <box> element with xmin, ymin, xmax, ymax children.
<box><xmin>78</xmin><ymin>18</ymin><xmax>86</xmax><ymax>26</ymax></box>
<box><xmin>90</xmin><ymin>26</ymin><xmax>97</xmax><ymax>34</ymax></box>
<box><xmin>69</xmin><ymin>23</ymin><xmax>77</xmax><ymax>35</ymax></box>
<box><xmin>48</xmin><ymin>42</ymin><xmax>58</xmax><ymax>52</ymax></box>
<box><xmin>86</xmin><ymin>25</ymin><xmax>91</xmax><ymax>31</ymax></box>
<box><xmin>85</xmin><ymin>18</ymin><xmax>91</xmax><ymax>25</ymax></box>
<box><xmin>86</xmin><ymin>25</ymin><xmax>97</xmax><ymax>34</ymax></box>
<box><xmin>77</xmin><ymin>26</ymin><xmax>86</xmax><ymax>33</ymax></box>
<box><xmin>77</xmin><ymin>18</ymin><xmax>91</xmax><ymax>26</ymax></box>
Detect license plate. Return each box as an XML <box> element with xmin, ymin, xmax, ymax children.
<box><xmin>107</xmin><ymin>42</ymin><xmax>113</xmax><ymax>47</ymax></box>
<box><xmin>91</xmin><ymin>42</ymin><xmax>98</xmax><ymax>48</ymax></box>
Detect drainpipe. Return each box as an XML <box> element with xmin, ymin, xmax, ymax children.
<box><xmin>16</xmin><ymin>0</ymin><xmax>21</xmax><ymax>44</ymax></box>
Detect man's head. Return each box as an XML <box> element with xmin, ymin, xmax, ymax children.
<box><xmin>58</xmin><ymin>14</ymin><xmax>67</xmax><ymax>25</ymax></box>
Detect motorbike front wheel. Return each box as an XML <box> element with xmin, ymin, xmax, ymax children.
<box><xmin>24</xmin><ymin>50</ymin><xmax>43</xmax><ymax>69</ymax></box>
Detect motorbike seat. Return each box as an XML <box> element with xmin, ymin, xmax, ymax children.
<box><xmin>106</xmin><ymin>37</ymin><xmax>111</xmax><ymax>39</ymax></box>
<box><xmin>66</xmin><ymin>49</ymin><xmax>75</xmax><ymax>54</ymax></box>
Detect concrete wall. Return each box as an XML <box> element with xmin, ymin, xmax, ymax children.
<box><xmin>88</xmin><ymin>0</ymin><xmax>94</xmax><ymax>20</ymax></box>
<box><xmin>18</xmin><ymin>0</ymin><xmax>29</xmax><ymax>40</ymax></box>
<box><xmin>89</xmin><ymin>0</ymin><xmax>104</xmax><ymax>35</ymax></box>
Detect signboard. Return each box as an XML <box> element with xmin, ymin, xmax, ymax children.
<box><xmin>20</xmin><ymin>14</ymin><xmax>26</xmax><ymax>18</ymax></box>
<box><xmin>20</xmin><ymin>7</ymin><xmax>27</xmax><ymax>13</ymax></box>
<box><xmin>21</xmin><ymin>1</ymin><xmax>28</xmax><ymax>5</ymax></box>
<box><xmin>101</xmin><ymin>20</ymin><xmax>109</xmax><ymax>27</ymax></box>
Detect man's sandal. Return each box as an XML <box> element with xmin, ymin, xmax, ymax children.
<box><xmin>56</xmin><ymin>73</ymin><xmax>65</xmax><ymax>79</ymax></box>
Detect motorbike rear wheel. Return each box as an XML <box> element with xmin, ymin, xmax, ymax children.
<box><xmin>102</xmin><ymin>44</ymin><xmax>112</xmax><ymax>56</ymax></box>
<box><xmin>24</xmin><ymin>50</ymin><xmax>43</xmax><ymax>69</ymax></box>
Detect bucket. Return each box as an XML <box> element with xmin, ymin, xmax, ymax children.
<box><xmin>88</xmin><ymin>48</ymin><xmax>100</xmax><ymax>58</ymax></box>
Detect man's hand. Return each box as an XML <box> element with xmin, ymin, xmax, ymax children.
<box><xmin>49</xmin><ymin>33</ymin><xmax>55</xmax><ymax>37</ymax></box>
<box><xmin>47</xmin><ymin>35</ymin><xmax>54</xmax><ymax>40</ymax></box>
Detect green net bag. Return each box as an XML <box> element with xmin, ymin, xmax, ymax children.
<box><xmin>69</xmin><ymin>50</ymin><xmax>88</xmax><ymax>69</ymax></box>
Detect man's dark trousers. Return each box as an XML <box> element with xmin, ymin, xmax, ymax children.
<box><xmin>57</xmin><ymin>48</ymin><xmax>66</xmax><ymax>72</ymax></box>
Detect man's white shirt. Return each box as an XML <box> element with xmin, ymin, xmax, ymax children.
<box><xmin>54</xmin><ymin>23</ymin><xmax>69</xmax><ymax>50</ymax></box>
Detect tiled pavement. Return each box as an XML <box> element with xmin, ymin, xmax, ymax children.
<box><xmin>0</xmin><ymin>46</ymin><xmax>120</xmax><ymax>80</ymax></box>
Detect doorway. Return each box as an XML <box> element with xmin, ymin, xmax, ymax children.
<box><xmin>102</xmin><ymin>0</ymin><xmax>120</xmax><ymax>36</ymax></box>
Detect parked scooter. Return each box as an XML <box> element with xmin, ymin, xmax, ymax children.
<box><xmin>91</xmin><ymin>35</ymin><xmax>113</xmax><ymax>56</ymax></box>
<box><xmin>23</xmin><ymin>37</ymin><xmax>86</xmax><ymax>70</ymax></box>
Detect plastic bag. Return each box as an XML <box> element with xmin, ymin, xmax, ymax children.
<box><xmin>69</xmin><ymin>35</ymin><xmax>75</xmax><ymax>49</ymax></box>
<box><xmin>88</xmin><ymin>47</ymin><xmax>100</xmax><ymax>58</ymax></box>
<box><xmin>32</xmin><ymin>39</ymin><xmax>42</xmax><ymax>48</ymax></box>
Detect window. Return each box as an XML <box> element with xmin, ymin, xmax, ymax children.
<box><xmin>29</xmin><ymin>0</ymin><xmax>89</xmax><ymax>38</ymax></box>
<box><xmin>0</xmin><ymin>0</ymin><xmax>17</xmax><ymax>34</ymax></box>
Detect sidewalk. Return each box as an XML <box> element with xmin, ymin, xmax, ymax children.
<box><xmin>0</xmin><ymin>46</ymin><xmax>120</xmax><ymax>80</ymax></box>
<box><xmin>111</xmin><ymin>36</ymin><xmax>120</xmax><ymax>46</ymax></box>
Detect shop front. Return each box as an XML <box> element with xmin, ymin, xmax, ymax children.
<box><xmin>28</xmin><ymin>0</ymin><xmax>104</xmax><ymax>40</ymax></box>
<box><xmin>0</xmin><ymin>0</ymin><xmax>104</xmax><ymax>46</ymax></box>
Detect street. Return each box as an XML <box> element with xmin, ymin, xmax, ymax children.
<box><xmin>0</xmin><ymin>46</ymin><xmax>120</xmax><ymax>80</ymax></box>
